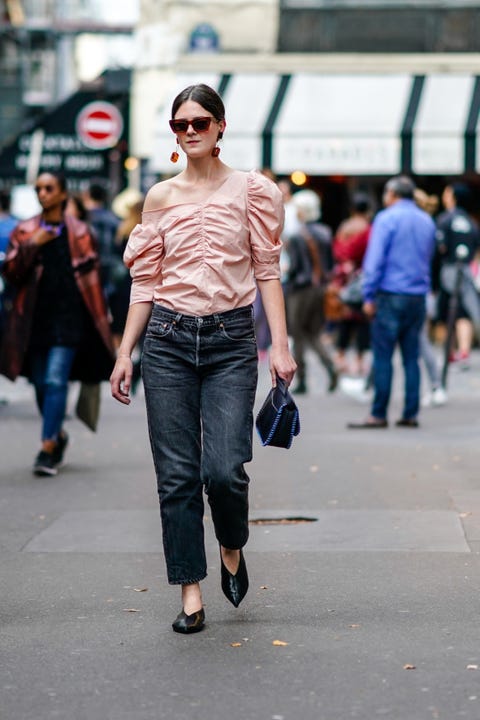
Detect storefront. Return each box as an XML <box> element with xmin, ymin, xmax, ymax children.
<box><xmin>149</xmin><ymin>70</ymin><xmax>480</xmax><ymax>228</ymax></box>
<box><xmin>0</xmin><ymin>70</ymin><xmax>130</xmax><ymax>202</ymax></box>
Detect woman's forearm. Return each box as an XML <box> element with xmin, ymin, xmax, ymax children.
<box><xmin>117</xmin><ymin>301</ymin><xmax>153</xmax><ymax>357</ymax></box>
<box><xmin>257</xmin><ymin>278</ymin><xmax>296</xmax><ymax>385</ymax></box>
<box><xmin>256</xmin><ymin>279</ymin><xmax>289</xmax><ymax>349</ymax></box>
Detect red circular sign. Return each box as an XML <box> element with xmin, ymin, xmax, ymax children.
<box><xmin>76</xmin><ymin>101</ymin><xmax>124</xmax><ymax>150</ymax></box>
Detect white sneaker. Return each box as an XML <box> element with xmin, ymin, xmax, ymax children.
<box><xmin>422</xmin><ymin>387</ymin><xmax>447</xmax><ymax>408</ymax></box>
<box><xmin>421</xmin><ymin>392</ymin><xmax>433</xmax><ymax>408</ymax></box>
<box><xmin>339</xmin><ymin>376</ymin><xmax>372</xmax><ymax>404</ymax></box>
<box><xmin>431</xmin><ymin>387</ymin><xmax>448</xmax><ymax>406</ymax></box>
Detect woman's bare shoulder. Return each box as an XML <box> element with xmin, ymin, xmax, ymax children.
<box><xmin>143</xmin><ymin>177</ymin><xmax>180</xmax><ymax>212</ymax></box>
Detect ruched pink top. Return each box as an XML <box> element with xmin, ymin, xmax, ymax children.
<box><xmin>124</xmin><ymin>170</ymin><xmax>284</xmax><ymax>316</ymax></box>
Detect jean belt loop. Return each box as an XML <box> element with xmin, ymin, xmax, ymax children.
<box><xmin>174</xmin><ymin>312</ymin><xmax>182</xmax><ymax>326</ymax></box>
<box><xmin>213</xmin><ymin>312</ymin><xmax>223</xmax><ymax>330</ymax></box>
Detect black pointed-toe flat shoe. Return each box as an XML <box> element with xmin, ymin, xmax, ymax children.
<box><xmin>220</xmin><ymin>549</ymin><xmax>249</xmax><ymax>608</ymax></box>
<box><xmin>172</xmin><ymin>608</ymin><xmax>205</xmax><ymax>634</ymax></box>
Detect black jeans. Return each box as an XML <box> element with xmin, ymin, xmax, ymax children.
<box><xmin>142</xmin><ymin>304</ymin><xmax>258</xmax><ymax>585</ymax></box>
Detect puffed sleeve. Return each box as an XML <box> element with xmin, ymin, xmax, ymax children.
<box><xmin>247</xmin><ymin>170</ymin><xmax>284</xmax><ymax>280</ymax></box>
<box><xmin>123</xmin><ymin>215</ymin><xmax>164</xmax><ymax>305</ymax></box>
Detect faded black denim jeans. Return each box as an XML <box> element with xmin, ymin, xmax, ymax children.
<box><xmin>142</xmin><ymin>304</ymin><xmax>258</xmax><ymax>585</ymax></box>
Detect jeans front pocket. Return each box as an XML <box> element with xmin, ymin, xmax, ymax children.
<box><xmin>219</xmin><ymin>314</ymin><xmax>256</xmax><ymax>343</ymax></box>
<box><xmin>146</xmin><ymin>317</ymin><xmax>175</xmax><ymax>340</ymax></box>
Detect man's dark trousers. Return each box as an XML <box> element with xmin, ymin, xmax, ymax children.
<box><xmin>370</xmin><ymin>292</ymin><xmax>426</xmax><ymax>421</ymax></box>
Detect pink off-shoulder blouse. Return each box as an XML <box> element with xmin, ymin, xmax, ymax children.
<box><xmin>123</xmin><ymin>170</ymin><xmax>284</xmax><ymax>316</ymax></box>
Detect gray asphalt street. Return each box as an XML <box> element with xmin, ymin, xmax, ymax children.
<box><xmin>2</xmin><ymin>350</ymin><xmax>480</xmax><ymax>720</ymax></box>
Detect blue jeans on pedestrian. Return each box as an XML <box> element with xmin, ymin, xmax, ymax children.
<box><xmin>370</xmin><ymin>293</ymin><xmax>425</xmax><ymax>421</ymax></box>
<box><xmin>30</xmin><ymin>346</ymin><xmax>76</xmax><ymax>442</ymax></box>
<box><xmin>141</xmin><ymin>304</ymin><xmax>258</xmax><ymax>585</ymax></box>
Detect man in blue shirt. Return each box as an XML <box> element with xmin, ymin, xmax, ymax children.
<box><xmin>348</xmin><ymin>176</ymin><xmax>436</xmax><ymax>428</ymax></box>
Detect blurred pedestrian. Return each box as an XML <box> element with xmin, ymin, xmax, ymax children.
<box><xmin>84</xmin><ymin>182</ymin><xmax>120</xmax><ymax>299</ymax></box>
<box><xmin>277</xmin><ymin>178</ymin><xmax>302</xmax><ymax>242</ymax></box>
<box><xmin>284</xmin><ymin>188</ymin><xmax>337</xmax><ymax>393</ymax></box>
<box><xmin>414</xmin><ymin>189</ymin><xmax>447</xmax><ymax>408</ymax></box>
<box><xmin>66</xmin><ymin>193</ymin><xmax>89</xmax><ymax>222</ymax></box>
<box><xmin>436</xmin><ymin>183</ymin><xmax>480</xmax><ymax>368</ymax></box>
<box><xmin>0</xmin><ymin>189</ymin><xmax>18</xmax><ymax>316</ymax></box>
<box><xmin>0</xmin><ymin>189</ymin><xmax>18</xmax><ymax>405</ymax></box>
<box><xmin>0</xmin><ymin>190</ymin><xmax>17</xmax><ymax>265</ymax></box>
<box><xmin>110</xmin><ymin>198</ymin><xmax>144</xmax><ymax>394</ymax></box>
<box><xmin>348</xmin><ymin>176</ymin><xmax>435</xmax><ymax>429</ymax></box>
<box><xmin>332</xmin><ymin>192</ymin><xmax>372</xmax><ymax>376</ymax></box>
<box><xmin>0</xmin><ymin>171</ymin><xmax>115</xmax><ymax>475</ymax></box>
<box><xmin>110</xmin><ymin>198</ymin><xmax>144</xmax><ymax>348</ymax></box>
<box><xmin>110</xmin><ymin>84</ymin><xmax>296</xmax><ymax>634</ymax></box>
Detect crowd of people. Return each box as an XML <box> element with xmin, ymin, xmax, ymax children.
<box><xmin>1</xmin><ymin>82</ymin><xmax>480</xmax><ymax>634</ymax></box>
<box><xmin>269</xmin><ymin>174</ymin><xmax>480</xmax><ymax>429</ymax></box>
<box><xmin>1</xmin><ymin>166</ymin><xmax>480</xmax><ymax>460</ymax></box>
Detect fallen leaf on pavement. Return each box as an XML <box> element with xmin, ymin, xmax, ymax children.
<box><xmin>467</xmin><ymin>664</ymin><xmax>479</xmax><ymax>670</ymax></box>
<box><xmin>260</xmin><ymin>585</ymin><xmax>268</xmax><ymax>590</ymax></box>
<box><xmin>272</xmin><ymin>640</ymin><xmax>289</xmax><ymax>646</ymax></box>
<box><xmin>403</xmin><ymin>664</ymin><xmax>416</xmax><ymax>670</ymax></box>
<box><xmin>349</xmin><ymin>624</ymin><xmax>361</xmax><ymax>628</ymax></box>
<box><xmin>133</xmin><ymin>587</ymin><xmax>148</xmax><ymax>592</ymax></box>
<box><xmin>230</xmin><ymin>642</ymin><xmax>242</xmax><ymax>647</ymax></box>
<box><xmin>123</xmin><ymin>608</ymin><xmax>141</xmax><ymax>613</ymax></box>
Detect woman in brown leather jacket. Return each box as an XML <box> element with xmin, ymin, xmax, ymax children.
<box><xmin>0</xmin><ymin>171</ymin><xmax>114</xmax><ymax>476</ymax></box>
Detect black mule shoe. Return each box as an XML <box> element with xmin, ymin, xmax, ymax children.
<box><xmin>220</xmin><ymin>548</ymin><xmax>249</xmax><ymax>608</ymax></box>
<box><xmin>172</xmin><ymin>608</ymin><xmax>205</xmax><ymax>634</ymax></box>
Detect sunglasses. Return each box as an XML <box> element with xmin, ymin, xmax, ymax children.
<box><xmin>169</xmin><ymin>117</ymin><xmax>213</xmax><ymax>134</ymax></box>
<box><xmin>35</xmin><ymin>184</ymin><xmax>56</xmax><ymax>194</ymax></box>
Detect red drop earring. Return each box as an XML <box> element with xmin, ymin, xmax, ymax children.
<box><xmin>212</xmin><ymin>130</ymin><xmax>223</xmax><ymax>158</ymax></box>
<box><xmin>170</xmin><ymin>139</ymin><xmax>179</xmax><ymax>163</ymax></box>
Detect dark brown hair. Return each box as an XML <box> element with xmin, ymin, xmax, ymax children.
<box><xmin>171</xmin><ymin>84</ymin><xmax>225</xmax><ymax>123</ymax></box>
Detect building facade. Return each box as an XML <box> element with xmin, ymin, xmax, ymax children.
<box><xmin>130</xmin><ymin>0</ymin><xmax>480</xmax><ymax>224</ymax></box>
<box><xmin>0</xmin><ymin>0</ymin><xmax>134</xmax><ymax>149</ymax></box>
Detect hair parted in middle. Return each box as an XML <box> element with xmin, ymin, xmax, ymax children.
<box><xmin>171</xmin><ymin>84</ymin><xmax>225</xmax><ymax>142</ymax></box>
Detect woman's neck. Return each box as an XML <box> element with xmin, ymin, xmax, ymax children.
<box><xmin>183</xmin><ymin>158</ymin><xmax>228</xmax><ymax>184</ymax></box>
<box><xmin>42</xmin><ymin>208</ymin><xmax>63</xmax><ymax>223</ymax></box>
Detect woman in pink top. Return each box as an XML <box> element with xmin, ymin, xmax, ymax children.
<box><xmin>110</xmin><ymin>84</ymin><xmax>296</xmax><ymax>634</ymax></box>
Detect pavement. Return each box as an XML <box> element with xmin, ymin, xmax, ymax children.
<box><xmin>2</xmin><ymin>349</ymin><xmax>480</xmax><ymax>720</ymax></box>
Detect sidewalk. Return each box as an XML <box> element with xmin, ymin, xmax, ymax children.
<box><xmin>2</xmin><ymin>351</ymin><xmax>480</xmax><ymax>720</ymax></box>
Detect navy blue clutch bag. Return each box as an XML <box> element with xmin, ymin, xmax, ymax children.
<box><xmin>255</xmin><ymin>377</ymin><xmax>301</xmax><ymax>449</ymax></box>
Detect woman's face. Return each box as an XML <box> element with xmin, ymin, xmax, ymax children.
<box><xmin>172</xmin><ymin>100</ymin><xmax>225</xmax><ymax>159</ymax></box>
<box><xmin>35</xmin><ymin>173</ymin><xmax>67</xmax><ymax>212</ymax></box>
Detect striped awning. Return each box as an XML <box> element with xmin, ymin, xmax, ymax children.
<box><xmin>151</xmin><ymin>71</ymin><xmax>480</xmax><ymax>176</ymax></box>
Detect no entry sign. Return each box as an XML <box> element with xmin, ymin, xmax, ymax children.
<box><xmin>76</xmin><ymin>101</ymin><xmax>124</xmax><ymax>150</ymax></box>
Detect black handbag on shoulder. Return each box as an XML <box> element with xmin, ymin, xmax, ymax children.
<box><xmin>255</xmin><ymin>376</ymin><xmax>301</xmax><ymax>449</ymax></box>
